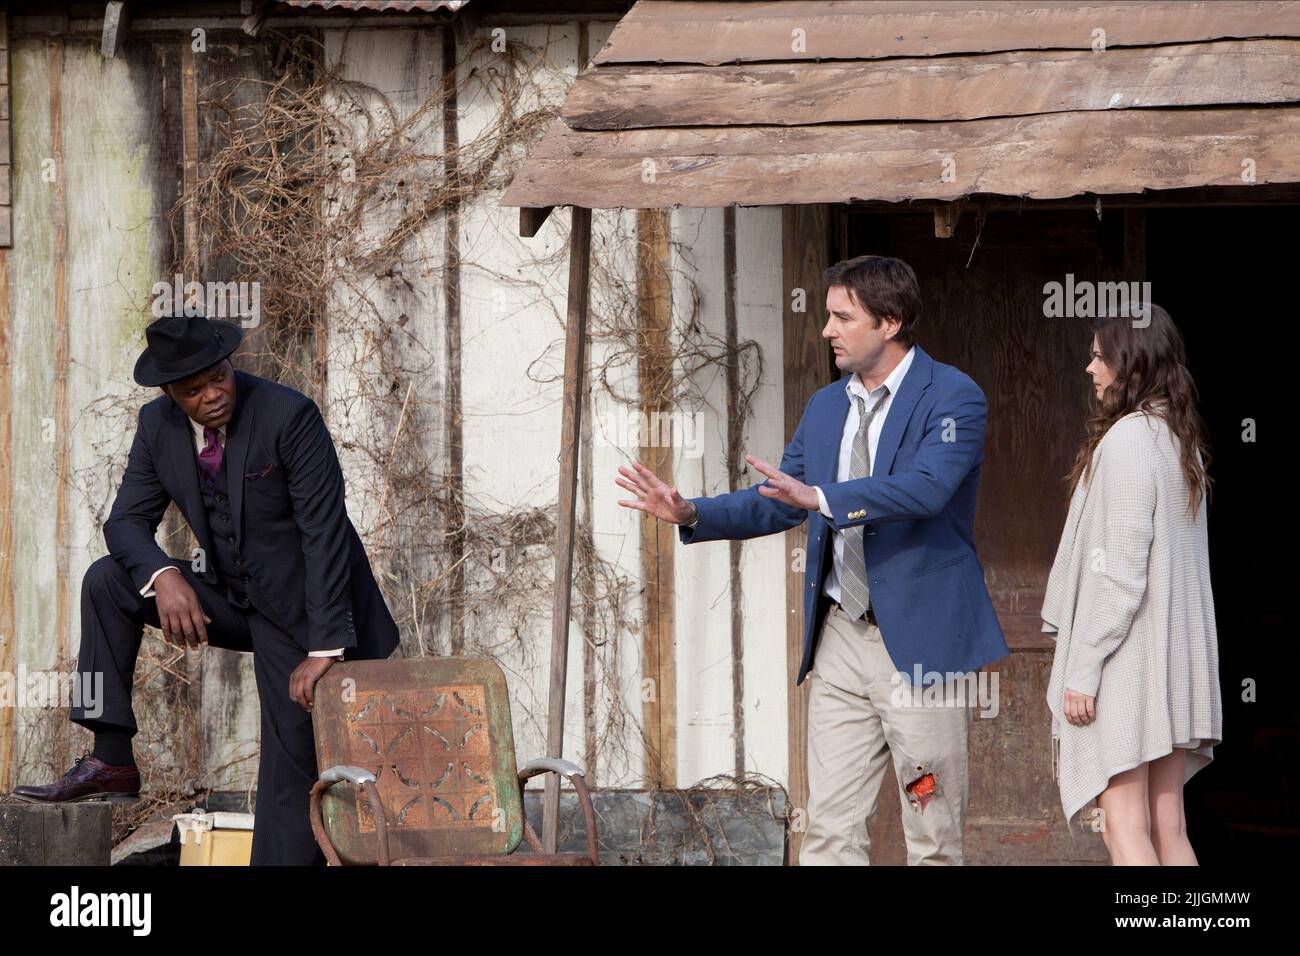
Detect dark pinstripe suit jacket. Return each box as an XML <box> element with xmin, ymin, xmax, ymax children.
<box><xmin>104</xmin><ymin>369</ymin><xmax>399</xmax><ymax>659</ymax></box>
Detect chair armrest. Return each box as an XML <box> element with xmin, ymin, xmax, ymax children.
<box><xmin>310</xmin><ymin>766</ymin><xmax>390</xmax><ymax>865</ymax></box>
<box><xmin>319</xmin><ymin>765</ymin><xmax>377</xmax><ymax>787</ymax></box>
<box><xmin>518</xmin><ymin>758</ymin><xmax>598</xmax><ymax>864</ymax></box>
<box><xmin>520</xmin><ymin>757</ymin><xmax>584</xmax><ymax>780</ymax></box>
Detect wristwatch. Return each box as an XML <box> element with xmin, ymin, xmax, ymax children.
<box><xmin>683</xmin><ymin>501</ymin><xmax>700</xmax><ymax>529</ymax></box>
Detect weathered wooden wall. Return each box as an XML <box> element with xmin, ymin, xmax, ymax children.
<box><xmin>0</xmin><ymin>17</ymin><xmax>794</xmax><ymax>812</ymax></box>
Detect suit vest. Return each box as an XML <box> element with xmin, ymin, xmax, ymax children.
<box><xmin>194</xmin><ymin>450</ymin><xmax>253</xmax><ymax>610</ymax></box>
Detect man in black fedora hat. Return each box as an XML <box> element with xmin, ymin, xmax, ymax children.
<box><xmin>12</xmin><ymin>311</ymin><xmax>400</xmax><ymax>865</ymax></box>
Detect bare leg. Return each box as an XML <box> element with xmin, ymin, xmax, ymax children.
<box><xmin>1097</xmin><ymin>763</ymin><xmax>1160</xmax><ymax>865</ymax></box>
<box><xmin>1149</xmin><ymin>749</ymin><xmax>1198</xmax><ymax>866</ymax></box>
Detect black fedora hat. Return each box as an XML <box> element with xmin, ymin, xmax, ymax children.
<box><xmin>134</xmin><ymin>313</ymin><xmax>244</xmax><ymax>387</ymax></box>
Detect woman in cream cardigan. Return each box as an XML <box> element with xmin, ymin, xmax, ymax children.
<box><xmin>1042</xmin><ymin>304</ymin><xmax>1221</xmax><ymax>866</ymax></box>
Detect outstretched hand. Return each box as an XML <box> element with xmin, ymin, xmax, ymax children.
<box><xmin>615</xmin><ymin>462</ymin><xmax>697</xmax><ymax>524</ymax></box>
<box><xmin>617</xmin><ymin>457</ymin><xmax>819</xmax><ymax>521</ymax></box>
<box><xmin>747</xmin><ymin>455</ymin><xmax>819</xmax><ymax>511</ymax></box>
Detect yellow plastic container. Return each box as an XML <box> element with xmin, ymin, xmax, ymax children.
<box><xmin>172</xmin><ymin>811</ymin><xmax>255</xmax><ymax>866</ymax></box>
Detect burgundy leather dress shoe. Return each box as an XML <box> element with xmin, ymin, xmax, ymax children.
<box><xmin>11</xmin><ymin>753</ymin><xmax>140</xmax><ymax>804</ymax></box>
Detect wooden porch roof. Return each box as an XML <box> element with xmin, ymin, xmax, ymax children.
<box><xmin>501</xmin><ymin>0</ymin><xmax>1300</xmax><ymax>211</ymax></box>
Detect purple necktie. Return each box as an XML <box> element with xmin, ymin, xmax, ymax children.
<box><xmin>199</xmin><ymin>426</ymin><xmax>223</xmax><ymax>484</ymax></box>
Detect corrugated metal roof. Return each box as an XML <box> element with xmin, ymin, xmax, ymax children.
<box><xmin>503</xmin><ymin>0</ymin><xmax>1300</xmax><ymax>210</ymax></box>
<box><xmin>272</xmin><ymin>1</ymin><xmax>469</xmax><ymax>11</ymax></box>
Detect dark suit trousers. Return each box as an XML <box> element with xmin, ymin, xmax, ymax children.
<box><xmin>71</xmin><ymin>554</ymin><xmax>326</xmax><ymax>866</ymax></box>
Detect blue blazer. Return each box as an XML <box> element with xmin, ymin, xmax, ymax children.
<box><xmin>680</xmin><ymin>346</ymin><xmax>1008</xmax><ymax>685</ymax></box>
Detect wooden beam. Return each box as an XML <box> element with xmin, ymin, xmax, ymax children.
<box><xmin>241</xmin><ymin>0</ymin><xmax>270</xmax><ymax>37</ymax></box>
<box><xmin>780</xmin><ymin>203</ymin><xmax>834</xmax><ymax>864</ymax></box>
<box><xmin>568</xmin><ymin>40</ymin><xmax>1300</xmax><ymax>130</ymax></box>
<box><xmin>841</xmin><ymin>183</ymin><xmax>1300</xmax><ymax>213</ymax></box>
<box><xmin>519</xmin><ymin>205</ymin><xmax>554</xmax><ymax>238</ymax></box>
<box><xmin>542</xmin><ymin>204</ymin><xmax>592</xmax><ymax>852</ymax></box>
<box><xmin>100</xmin><ymin>2</ymin><xmax>129</xmax><ymax>59</ymax></box>
<box><xmin>502</xmin><ymin>106</ymin><xmax>1300</xmax><ymax>210</ymax></box>
<box><xmin>593</xmin><ymin>0</ymin><xmax>1300</xmax><ymax>66</ymax></box>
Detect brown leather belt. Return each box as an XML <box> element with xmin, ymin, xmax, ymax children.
<box><xmin>833</xmin><ymin>601</ymin><xmax>877</xmax><ymax>626</ymax></box>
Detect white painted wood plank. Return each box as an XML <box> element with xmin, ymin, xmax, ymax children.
<box><xmin>734</xmin><ymin>205</ymin><xmax>789</xmax><ymax>786</ymax></box>
<box><xmin>457</xmin><ymin>22</ymin><xmax>593</xmax><ymax>783</ymax></box>
<box><xmin>671</xmin><ymin>206</ymin><xmax>736</xmax><ymax>786</ymax></box>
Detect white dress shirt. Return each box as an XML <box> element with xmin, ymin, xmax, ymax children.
<box><xmin>815</xmin><ymin>346</ymin><xmax>915</xmax><ymax>604</ymax></box>
<box><xmin>138</xmin><ymin>416</ymin><xmax>342</xmax><ymax>658</ymax></box>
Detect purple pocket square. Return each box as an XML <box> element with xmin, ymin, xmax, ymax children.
<box><xmin>245</xmin><ymin>463</ymin><xmax>275</xmax><ymax>481</ymax></box>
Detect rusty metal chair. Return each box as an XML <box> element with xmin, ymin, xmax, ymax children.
<box><xmin>308</xmin><ymin>657</ymin><xmax>598</xmax><ymax>865</ymax></box>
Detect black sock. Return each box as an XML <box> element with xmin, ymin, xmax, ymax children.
<box><xmin>90</xmin><ymin>728</ymin><xmax>135</xmax><ymax>766</ymax></box>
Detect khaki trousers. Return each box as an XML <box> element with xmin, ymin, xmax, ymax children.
<box><xmin>799</xmin><ymin>603</ymin><xmax>971</xmax><ymax>865</ymax></box>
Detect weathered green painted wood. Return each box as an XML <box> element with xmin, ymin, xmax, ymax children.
<box><xmin>7</xmin><ymin>38</ymin><xmax>64</xmax><ymax>782</ymax></box>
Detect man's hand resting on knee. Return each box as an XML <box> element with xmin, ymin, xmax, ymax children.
<box><xmin>153</xmin><ymin>569</ymin><xmax>211</xmax><ymax>648</ymax></box>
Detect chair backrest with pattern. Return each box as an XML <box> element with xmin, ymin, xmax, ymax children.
<box><xmin>312</xmin><ymin>657</ymin><xmax>523</xmax><ymax>864</ymax></box>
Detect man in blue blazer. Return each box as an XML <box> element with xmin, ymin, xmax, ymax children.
<box><xmin>617</xmin><ymin>256</ymin><xmax>1008</xmax><ymax>865</ymax></box>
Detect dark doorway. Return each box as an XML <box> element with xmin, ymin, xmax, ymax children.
<box><xmin>838</xmin><ymin>200</ymin><xmax>1296</xmax><ymax>864</ymax></box>
<box><xmin>1147</xmin><ymin>205</ymin><xmax>1298</xmax><ymax>864</ymax></box>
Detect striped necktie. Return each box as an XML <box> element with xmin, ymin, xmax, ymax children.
<box><xmin>838</xmin><ymin>388</ymin><xmax>887</xmax><ymax>621</ymax></box>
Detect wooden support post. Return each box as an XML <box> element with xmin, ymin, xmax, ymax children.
<box><xmin>442</xmin><ymin>24</ymin><xmax>465</xmax><ymax>655</ymax></box>
<box><xmin>933</xmin><ymin>200</ymin><xmax>964</xmax><ymax>238</ymax></box>
<box><xmin>180</xmin><ymin>38</ymin><xmax>200</xmax><ymax>280</ymax></box>
<box><xmin>636</xmin><ymin>207</ymin><xmax>676</xmax><ymax>788</ymax></box>
<box><xmin>723</xmin><ymin>207</ymin><xmax>745</xmax><ymax>781</ymax></box>
<box><xmin>542</xmin><ymin>205</ymin><xmax>592</xmax><ymax>852</ymax></box>
<box><xmin>781</xmin><ymin>204</ymin><xmax>834</xmax><ymax>864</ymax></box>
<box><xmin>0</xmin><ymin>249</ymin><xmax>12</xmax><ymax>791</ymax></box>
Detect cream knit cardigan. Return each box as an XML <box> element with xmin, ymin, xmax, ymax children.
<box><xmin>1041</xmin><ymin>409</ymin><xmax>1222</xmax><ymax>828</ymax></box>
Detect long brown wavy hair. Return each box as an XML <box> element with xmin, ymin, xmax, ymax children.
<box><xmin>1067</xmin><ymin>304</ymin><xmax>1212</xmax><ymax>516</ymax></box>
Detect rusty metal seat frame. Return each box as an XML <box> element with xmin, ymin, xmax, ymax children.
<box><xmin>310</xmin><ymin>759</ymin><xmax>598</xmax><ymax>866</ymax></box>
<box><xmin>307</xmin><ymin>658</ymin><xmax>598</xmax><ymax>866</ymax></box>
